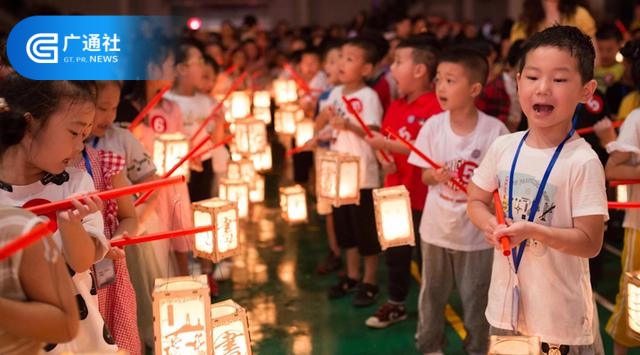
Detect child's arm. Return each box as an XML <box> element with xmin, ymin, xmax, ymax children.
<box><xmin>0</xmin><ymin>237</ymin><xmax>79</xmax><ymax>342</ymax></box>
<box><xmin>421</xmin><ymin>167</ymin><xmax>452</xmax><ymax>186</ymax></box>
<box><xmin>605</xmin><ymin>150</ymin><xmax>639</xmax><ymax>179</ymax></box>
<box><xmin>364</xmin><ymin>131</ymin><xmax>411</xmax><ymax>155</ymax></box>
<box><xmin>467</xmin><ymin>181</ymin><xmax>502</xmax><ymax>247</ymax></box>
<box><xmin>107</xmin><ymin>171</ymin><xmax>138</xmax><ymax>260</ymax></box>
<box><xmin>57</xmin><ymin>195</ymin><xmax>105</xmax><ymax>272</ymax></box>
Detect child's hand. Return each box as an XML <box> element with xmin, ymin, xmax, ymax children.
<box><xmin>303</xmin><ymin>136</ymin><xmax>318</xmax><ymax>150</ymax></box>
<box><xmin>593</xmin><ymin>117</ymin><xmax>617</xmax><ymax>146</ymax></box>
<box><xmin>377</xmin><ymin>151</ymin><xmax>397</xmax><ymax>174</ymax></box>
<box><xmin>493</xmin><ymin>221</ymin><xmax>530</xmax><ymax>248</ymax></box>
<box><xmin>364</xmin><ymin>131</ymin><xmax>388</xmax><ymax>150</ymax></box>
<box><xmin>329</xmin><ymin>114</ymin><xmax>348</xmax><ymax>131</ymax></box>
<box><xmin>189</xmin><ymin>158</ymin><xmax>204</xmax><ymax>172</ymax></box>
<box><xmin>315</xmin><ymin>106</ymin><xmax>335</xmax><ymax>128</ymax></box>
<box><xmin>57</xmin><ymin>195</ymin><xmax>103</xmax><ymax>226</ymax></box>
<box><xmin>432</xmin><ymin>167</ymin><xmax>452</xmax><ymax>184</ymax></box>
<box><xmin>107</xmin><ymin>232</ymin><xmax>130</xmax><ymax>260</ymax></box>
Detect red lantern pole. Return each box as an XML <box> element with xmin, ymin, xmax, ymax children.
<box><xmin>341</xmin><ymin>96</ymin><xmax>392</xmax><ymax>162</ymax></box>
<box><xmin>26</xmin><ymin>175</ymin><xmax>185</xmax><ymax>216</ymax></box>
<box><xmin>110</xmin><ymin>225</ymin><xmax>215</xmax><ymax>248</ymax></box>
<box><xmin>0</xmin><ymin>220</ymin><xmax>56</xmax><ymax>260</ymax></box>
<box><xmin>608</xmin><ymin>201</ymin><xmax>640</xmax><ymax>209</ymax></box>
<box><xmin>384</xmin><ymin>127</ymin><xmax>468</xmax><ymax>193</ymax></box>
<box><xmin>575</xmin><ymin>120</ymin><xmax>622</xmax><ymax>135</ymax></box>
<box><xmin>191</xmin><ymin>71</ymin><xmax>249</xmax><ymax>142</ymax></box>
<box><xmin>493</xmin><ymin>191</ymin><xmax>511</xmax><ymax>256</ymax></box>
<box><xmin>609</xmin><ymin>179</ymin><xmax>640</xmax><ymax>187</ymax></box>
<box><xmin>128</xmin><ymin>85</ymin><xmax>171</xmax><ymax>132</ymax></box>
<box><xmin>283</xmin><ymin>62</ymin><xmax>313</xmax><ymax>96</ymax></box>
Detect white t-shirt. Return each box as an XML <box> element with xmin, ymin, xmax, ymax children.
<box><xmin>164</xmin><ymin>91</ymin><xmax>229</xmax><ymax>168</ymax></box>
<box><xmin>326</xmin><ymin>85</ymin><xmax>383</xmax><ymax>189</ymax></box>
<box><xmin>91</xmin><ymin>125</ymin><xmax>156</xmax><ymax>184</ymax></box>
<box><xmin>471</xmin><ymin>131</ymin><xmax>609</xmax><ymax>345</ymax></box>
<box><xmin>0</xmin><ymin>168</ymin><xmax>115</xmax><ymax>353</ymax></box>
<box><xmin>408</xmin><ymin>110</ymin><xmax>509</xmax><ymax>251</ymax></box>
<box><xmin>607</xmin><ymin>108</ymin><xmax>640</xmax><ymax>230</ymax></box>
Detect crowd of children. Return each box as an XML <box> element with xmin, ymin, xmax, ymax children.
<box><xmin>4</xmin><ymin>2</ymin><xmax>640</xmax><ymax>354</ymax></box>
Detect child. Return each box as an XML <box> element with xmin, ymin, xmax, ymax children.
<box><xmin>467</xmin><ymin>25</ymin><xmax>607</xmax><ymax>353</ymax></box>
<box><xmin>0</xmin><ymin>75</ymin><xmax>116</xmax><ymax>353</ymax></box>
<box><xmin>363</xmin><ymin>34</ymin><xmax>442</xmax><ymax>328</ymax></box>
<box><xmin>408</xmin><ymin>47</ymin><xmax>508</xmax><ymax>355</ymax></box>
<box><xmin>595</xmin><ymin>23</ymin><xmax>624</xmax><ymax>93</ymax></box>
<box><xmin>0</xmin><ymin>206</ymin><xmax>79</xmax><ymax>354</ymax></box>
<box><xmin>323</xmin><ymin>37</ymin><xmax>384</xmax><ymax>307</ymax></box>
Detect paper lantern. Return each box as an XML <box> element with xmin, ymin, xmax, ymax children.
<box><xmin>249</xmin><ymin>175</ymin><xmax>265</xmax><ymax>203</ymax></box>
<box><xmin>253</xmin><ymin>107</ymin><xmax>271</xmax><ymax>124</ymax></box>
<box><xmin>295</xmin><ymin>118</ymin><xmax>314</xmax><ymax>147</ymax></box>
<box><xmin>219</xmin><ymin>178</ymin><xmax>250</xmax><ymax>219</ymax></box>
<box><xmin>279</xmin><ymin>184</ymin><xmax>308</xmax><ymax>224</ymax></box>
<box><xmin>192</xmin><ymin>198</ymin><xmax>240</xmax><ymax>263</ymax></box>
<box><xmin>274</xmin><ymin>106</ymin><xmax>302</xmax><ymax>134</ymax></box>
<box><xmin>152</xmin><ymin>275</ymin><xmax>212</xmax><ymax>355</ymax></box>
<box><xmin>153</xmin><ymin>133</ymin><xmax>190</xmax><ymax>179</ymax></box>
<box><xmin>273</xmin><ymin>79</ymin><xmax>298</xmax><ymax>105</ymax></box>
<box><xmin>372</xmin><ymin>185</ymin><xmax>415</xmax><ymax>250</ymax></box>
<box><xmin>61</xmin><ymin>351</ymin><xmax>129</xmax><ymax>354</ymax></box>
<box><xmin>488</xmin><ymin>335</ymin><xmax>541</xmax><ymax>355</ymax></box>
<box><xmin>227</xmin><ymin>159</ymin><xmax>256</xmax><ymax>189</ymax></box>
<box><xmin>250</xmin><ymin>145</ymin><xmax>272</xmax><ymax>172</ymax></box>
<box><xmin>627</xmin><ymin>271</ymin><xmax>640</xmax><ymax>336</ymax></box>
<box><xmin>210</xmin><ymin>299</ymin><xmax>252</xmax><ymax>355</ymax></box>
<box><xmin>229</xmin><ymin>91</ymin><xmax>252</xmax><ymax>121</ymax></box>
<box><xmin>234</xmin><ymin>118</ymin><xmax>267</xmax><ymax>155</ymax></box>
<box><xmin>317</xmin><ymin>151</ymin><xmax>360</xmax><ymax>207</ymax></box>
<box><xmin>252</xmin><ymin>90</ymin><xmax>271</xmax><ymax>109</ymax></box>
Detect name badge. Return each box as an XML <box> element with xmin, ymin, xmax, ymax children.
<box><xmin>92</xmin><ymin>258</ymin><xmax>116</xmax><ymax>288</ymax></box>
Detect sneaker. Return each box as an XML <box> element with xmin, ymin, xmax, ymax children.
<box><xmin>365</xmin><ymin>302</ymin><xmax>407</xmax><ymax>328</ymax></box>
<box><xmin>316</xmin><ymin>252</ymin><xmax>342</xmax><ymax>275</ymax></box>
<box><xmin>352</xmin><ymin>283</ymin><xmax>379</xmax><ymax>307</ymax></box>
<box><xmin>206</xmin><ymin>273</ymin><xmax>219</xmax><ymax>298</ymax></box>
<box><xmin>328</xmin><ymin>276</ymin><xmax>358</xmax><ymax>299</ymax></box>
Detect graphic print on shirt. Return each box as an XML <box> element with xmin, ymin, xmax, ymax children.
<box><xmin>498</xmin><ymin>170</ymin><xmax>558</xmax><ymax>257</ymax></box>
<box><xmin>150</xmin><ymin>114</ymin><xmax>168</xmax><ymax>133</ymax></box>
<box><xmin>443</xmin><ymin>159</ymin><xmax>479</xmax><ymax>192</ymax></box>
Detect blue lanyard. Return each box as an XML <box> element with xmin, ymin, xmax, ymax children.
<box><xmin>82</xmin><ymin>149</ymin><xmax>93</xmax><ymax>178</ymax></box>
<box><xmin>507</xmin><ymin>115</ymin><xmax>577</xmax><ymax>272</ymax></box>
<box><xmin>91</xmin><ymin>137</ymin><xmax>99</xmax><ymax>148</ymax></box>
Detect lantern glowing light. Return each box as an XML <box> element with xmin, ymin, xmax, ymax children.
<box><xmin>219</xmin><ymin>178</ymin><xmax>250</xmax><ymax>219</ymax></box>
<box><xmin>279</xmin><ymin>184</ymin><xmax>308</xmax><ymax>224</ymax></box>
<box><xmin>227</xmin><ymin>159</ymin><xmax>256</xmax><ymax>189</ymax></box>
<box><xmin>153</xmin><ymin>275</ymin><xmax>212</xmax><ymax>355</ymax></box>
<box><xmin>274</xmin><ymin>106</ymin><xmax>301</xmax><ymax>135</ymax></box>
<box><xmin>253</xmin><ymin>107</ymin><xmax>271</xmax><ymax>124</ymax></box>
<box><xmin>251</xmin><ymin>145</ymin><xmax>272</xmax><ymax>172</ymax></box>
<box><xmin>317</xmin><ymin>151</ymin><xmax>360</xmax><ymax>207</ymax></box>
<box><xmin>234</xmin><ymin>118</ymin><xmax>267</xmax><ymax>155</ymax></box>
<box><xmin>372</xmin><ymin>186</ymin><xmax>415</xmax><ymax>250</ymax></box>
<box><xmin>210</xmin><ymin>299</ymin><xmax>253</xmax><ymax>355</ymax></box>
<box><xmin>626</xmin><ymin>271</ymin><xmax>640</xmax><ymax>335</ymax></box>
<box><xmin>295</xmin><ymin>118</ymin><xmax>314</xmax><ymax>147</ymax></box>
<box><xmin>488</xmin><ymin>335</ymin><xmax>541</xmax><ymax>355</ymax></box>
<box><xmin>273</xmin><ymin>79</ymin><xmax>298</xmax><ymax>105</ymax></box>
<box><xmin>192</xmin><ymin>198</ymin><xmax>240</xmax><ymax>263</ymax></box>
<box><xmin>252</xmin><ymin>90</ymin><xmax>271</xmax><ymax>109</ymax></box>
<box><xmin>228</xmin><ymin>91</ymin><xmax>252</xmax><ymax>122</ymax></box>
<box><xmin>249</xmin><ymin>175</ymin><xmax>265</xmax><ymax>203</ymax></box>
<box><xmin>153</xmin><ymin>133</ymin><xmax>190</xmax><ymax>179</ymax></box>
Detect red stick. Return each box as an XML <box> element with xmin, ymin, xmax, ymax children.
<box><xmin>223</xmin><ymin>65</ymin><xmax>237</xmax><ymax>76</ymax></box>
<box><xmin>0</xmin><ymin>220</ymin><xmax>56</xmax><ymax>260</ymax></box>
<box><xmin>191</xmin><ymin>71</ymin><xmax>249</xmax><ymax>142</ymax></box>
<box><xmin>111</xmin><ymin>225</ymin><xmax>214</xmax><ymax>248</ymax></box>
<box><xmin>283</xmin><ymin>62</ymin><xmax>313</xmax><ymax>96</ymax></box>
<box><xmin>609</xmin><ymin>201</ymin><xmax>640</xmax><ymax>209</ymax></box>
<box><xmin>615</xmin><ymin>19</ymin><xmax>630</xmax><ymax>40</ymax></box>
<box><xmin>493</xmin><ymin>191</ymin><xmax>511</xmax><ymax>256</ymax></box>
<box><xmin>610</xmin><ymin>179</ymin><xmax>640</xmax><ymax>187</ymax></box>
<box><xmin>384</xmin><ymin>127</ymin><xmax>468</xmax><ymax>193</ymax></box>
<box><xmin>576</xmin><ymin>120</ymin><xmax>622</xmax><ymax>135</ymax></box>
<box><xmin>128</xmin><ymin>85</ymin><xmax>171</xmax><ymax>132</ymax></box>
<box><xmin>26</xmin><ymin>176</ymin><xmax>184</xmax><ymax>216</ymax></box>
<box><xmin>341</xmin><ymin>96</ymin><xmax>391</xmax><ymax>162</ymax></box>
<box><xmin>286</xmin><ymin>146</ymin><xmax>308</xmax><ymax>156</ymax></box>
<box><xmin>190</xmin><ymin>134</ymin><xmax>235</xmax><ymax>163</ymax></box>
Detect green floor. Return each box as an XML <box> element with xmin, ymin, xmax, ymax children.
<box><xmin>211</xmin><ymin>153</ymin><xmax>640</xmax><ymax>354</ymax></box>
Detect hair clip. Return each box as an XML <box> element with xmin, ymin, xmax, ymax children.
<box><xmin>0</xmin><ymin>97</ymin><xmax>8</xmax><ymax>112</ymax></box>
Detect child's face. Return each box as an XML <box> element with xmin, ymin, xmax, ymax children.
<box><xmin>299</xmin><ymin>53</ymin><xmax>321</xmax><ymax>79</ymax></box>
<box><xmin>149</xmin><ymin>52</ymin><xmax>176</xmax><ymax>88</ymax></box>
<box><xmin>391</xmin><ymin>47</ymin><xmax>424</xmax><ymax>97</ymax></box>
<box><xmin>177</xmin><ymin>46</ymin><xmax>205</xmax><ymax>89</ymax></box>
<box><xmin>596</xmin><ymin>38</ymin><xmax>621</xmax><ymax>67</ymax></box>
<box><xmin>323</xmin><ymin>48</ymin><xmax>341</xmax><ymax>85</ymax></box>
<box><xmin>92</xmin><ymin>83</ymin><xmax>121</xmax><ymax>137</ymax></box>
<box><xmin>517</xmin><ymin>46</ymin><xmax>596</xmax><ymax>131</ymax></box>
<box><xmin>338</xmin><ymin>44</ymin><xmax>372</xmax><ymax>86</ymax></box>
<box><xmin>29</xmin><ymin>100</ymin><xmax>94</xmax><ymax>174</ymax></box>
<box><xmin>198</xmin><ymin>65</ymin><xmax>217</xmax><ymax>95</ymax></box>
<box><xmin>435</xmin><ymin>62</ymin><xmax>479</xmax><ymax>111</ymax></box>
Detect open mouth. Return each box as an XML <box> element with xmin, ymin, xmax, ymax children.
<box><xmin>533</xmin><ymin>103</ymin><xmax>554</xmax><ymax>113</ymax></box>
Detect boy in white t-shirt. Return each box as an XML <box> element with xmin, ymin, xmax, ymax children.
<box><xmin>323</xmin><ymin>37</ymin><xmax>384</xmax><ymax>307</ymax></box>
<box><xmin>468</xmin><ymin>26</ymin><xmax>608</xmax><ymax>353</ymax></box>
<box><xmin>408</xmin><ymin>47</ymin><xmax>508</xmax><ymax>355</ymax></box>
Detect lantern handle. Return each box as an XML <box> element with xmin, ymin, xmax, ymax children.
<box><xmin>111</xmin><ymin>225</ymin><xmax>215</xmax><ymax>248</ymax></box>
<box><xmin>341</xmin><ymin>96</ymin><xmax>392</xmax><ymax>162</ymax></box>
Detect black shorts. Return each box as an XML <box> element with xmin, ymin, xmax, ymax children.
<box><xmin>332</xmin><ymin>189</ymin><xmax>381</xmax><ymax>256</ymax></box>
<box><xmin>188</xmin><ymin>158</ymin><xmax>213</xmax><ymax>202</ymax></box>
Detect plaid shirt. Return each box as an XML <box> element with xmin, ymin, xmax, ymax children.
<box><xmin>476</xmin><ymin>73</ymin><xmax>509</xmax><ymax>123</ymax></box>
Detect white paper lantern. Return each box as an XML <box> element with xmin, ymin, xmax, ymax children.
<box><xmin>250</xmin><ymin>145</ymin><xmax>272</xmax><ymax>172</ymax></box>
<box><xmin>372</xmin><ymin>185</ymin><xmax>415</xmax><ymax>250</ymax></box>
<box><xmin>153</xmin><ymin>133</ymin><xmax>190</xmax><ymax>179</ymax></box>
<box><xmin>253</xmin><ymin>107</ymin><xmax>271</xmax><ymax>124</ymax></box>
<box><xmin>488</xmin><ymin>335</ymin><xmax>541</xmax><ymax>355</ymax></box>
<box><xmin>229</xmin><ymin>91</ymin><xmax>251</xmax><ymax>121</ymax></box>
<box><xmin>279</xmin><ymin>184</ymin><xmax>308</xmax><ymax>224</ymax></box>
<box><xmin>234</xmin><ymin>118</ymin><xmax>267</xmax><ymax>156</ymax></box>
<box><xmin>227</xmin><ymin>159</ymin><xmax>256</xmax><ymax>189</ymax></box>
<box><xmin>249</xmin><ymin>175</ymin><xmax>265</xmax><ymax>203</ymax></box>
<box><xmin>295</xmin><ymin>118</ymin><xmax>314</xmax><ymax>147</ymax></box>
<box><xmin>316</xmin><ymin>151</ymin><xmax>360</xmax><ymax>207</ymax></box>
<box><xmin>210</xmin><ymin>299</ymin><xmax>252</xmax><ymax>355</ymax></box>
<box><xmin>626</xmin><ymin>271</ymin><xmax>640</xmax><ymax>337</ymax></box>
<box><xmin>192</xmin><ymin>198</ymin><xmax>240</xmax><ymax>262</ymax></box>
<box><xmin>252</xmin><ymin>90</ymin><xmax>271</xmax><ymax>109</ymax></box>
<box><xmin>273</xmin><ymin>79</ymin><xmax>298</xmax><ymax>105</ymax></box>
<box><xmin>152</xmin><ymin>275</ymin><xmax>212</xmax><ymax>355</ymax></box>
<box><xmin>219</xmin><ymin>178</ymin><xmax>250</xmax><ymax>219</ymax></box>
<box><xmin>274</xmin><ymin>106</ymin><xmax>302</xmax><ymax>135</ymax></box>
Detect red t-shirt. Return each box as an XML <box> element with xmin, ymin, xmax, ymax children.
<box><xmin>382</xmin><ymin>92</ymin><xmax>442</xmax><ymax>210</ymax></box>
<box><xmin>372</xmin><ymin>74</ymin><xmax>392</xmax><ymax>112</ymax></box>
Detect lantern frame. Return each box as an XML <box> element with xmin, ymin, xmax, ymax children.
<box><xmin>210</xmin><ymin>299</ymin><xmax>253</xmax><ymax>355</ymax></box>
<box><xmin>274</xmin><ymin>106</ymin><xmax>302</xmax><ymax>135</ymax></box>
<box><xmin>316</xmin><ymin>151</ymin><xmax>360</xmax><ymax>207</ymax></box>
<box><xmin>228</xmin><ymin>91</ymin><xmax>252</xmax><ymax>121</ymax></box>
<box><xmin>279</xmin><ymin>184</ymin><xmax>308</xmax><ymax>224</ymax></box>
<box><xmin>152</xmin><ymin>275</ymin><xmax>212</xmax><ymax>355</ymax></box>
<box><xmin>273</xmin><ymin>79</ymin><xmax>298</xmax><ymax>105</ymax></box>
<box><xmin>626</xmin><ymin>271</ymin><xmax>640</xmax><ymax>336</ymax></box>
<box><xmin>250</xmin><ymin>144</ymin><xmax>272</xmax><ymax>172</ymax></box>
<box><xmin>252</xmin><ymin>90</ymin><xmax>271</xmax><ymax>109</ymax></box>
<box><xmin>234</xmin><ymin>118</ymin><xmax>267</xmax><ymax>155</ymax></box>
<box><xmin>192</xmin><ymin>198</ymin><xmax>241</xmax><ymax>263</ymax></box>
<box><xmin>227</xmin><ymin>158</ymin><xmax>257</xmax><ymax>189</ymax></box>
<box><xmin>295</xmin><ymin>118</ymin><xmax>315</xmax><ymax>147</ymax></box>
<box><xmin>219</xmin><ymin>178</ymin><xmax>250</xmax><ymax>219</ymax></box>
<box><xmin>372</xmin><ymin>185</ymin><xmax>415</xmax><ymax>250</ymax></box>
<box><xmin>249</xmin><ymin>175</ymin><xmax>265</xmax><ymax>203</ymax></box>
<box><xmin>153</xmin><ymin>132</ymin><xmax>190</xmax><ymax>179</ymax></box>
